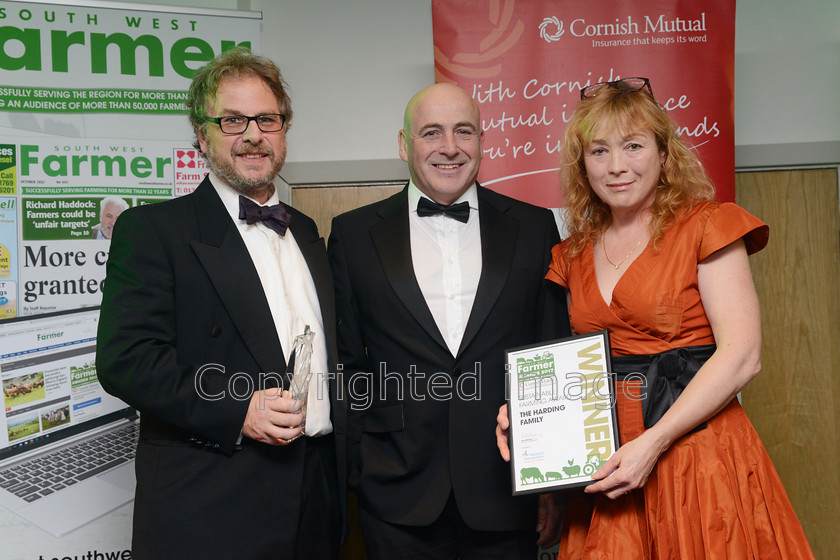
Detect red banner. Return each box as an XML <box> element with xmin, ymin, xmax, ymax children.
<box><xmin>432</xmin><ymin>0</ymin><xmax>736</xmax><ymax>207</ymax></box>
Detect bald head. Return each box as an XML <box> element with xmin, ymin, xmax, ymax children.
<box><xmin>403</xmin><ymin>83</ymin><xmax>481</xmax><ymax>132</ymax></box>
<box><xmin>399</xmin><ymin>83</ymin><xmax>484</xmax><ymax>205</ymax></box>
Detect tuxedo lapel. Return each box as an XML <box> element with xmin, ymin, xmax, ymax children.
<box><xmin>188</xmin><ymin>179</ymin><xmax>287</xmax><ymax>375</ymax></box>
<box><xmin>370</xmin><ymin>188</ymin><xmax>449</xmax><ymax>353</ymax></box>
<box><xmin>457</xmin><ymin>187</ymin><xmax>518</xmax><ymax>357</ymax></box>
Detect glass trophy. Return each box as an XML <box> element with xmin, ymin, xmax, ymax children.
<box><xmin>289</xmin><ymin>325</ymin><xmax>315</xmax><ymax>430</ymax></box>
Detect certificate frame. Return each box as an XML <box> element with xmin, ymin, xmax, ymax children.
<box><xmin>505</xmin><ymin>331</ymin><xmax>619</xmax><ymax>494</ymax></box>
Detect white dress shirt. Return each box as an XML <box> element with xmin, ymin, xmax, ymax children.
<box><xmin>408</xmin><ymin>182</ymin><xmax>482</xmax><ymax>356</ymax></box>
<box><xmin>210</xmin><ymin>173</ymin><xmax>331</xmax><ymax>435</ymax></box>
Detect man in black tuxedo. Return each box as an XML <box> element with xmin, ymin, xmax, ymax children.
<box><xmin>96</xmin><ymin>48</ymin><xmax>345</xmax><ymax>559</ymax></box>
<box><xmin>328</xmin><ymin>83</ymin><xmax>570</xmax><ymax>559</ymax></box>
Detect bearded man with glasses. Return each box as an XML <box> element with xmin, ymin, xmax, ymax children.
<box><xmin>96</xmin><ymin>47</ymin><xmax>346</xmax><ymax>559</ymax></box>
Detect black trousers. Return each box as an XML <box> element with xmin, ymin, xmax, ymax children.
<box><xmin>358</xmin><ymin>493</ymin><xmax>537</xmax><ymax>560</ymax></box>
<box><xmin>293</xmin><ymin>434</ymin><xmax>341</xmax><ymax>559</ymax></box>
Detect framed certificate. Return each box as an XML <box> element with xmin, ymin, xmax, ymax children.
<box><xmin>505</xmin><ymin>331</ymin><xmax>619</xmax><ymax>494</ymax></box>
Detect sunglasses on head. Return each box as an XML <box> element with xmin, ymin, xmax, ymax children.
<box><xmin>580</xmin><ymin>77</ymin><xmax>653</xmax><ymax>100</ymax></box>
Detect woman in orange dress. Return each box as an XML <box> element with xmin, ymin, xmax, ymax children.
<box><xmin>497</xmin><ymin>78</ymin><xmax>813</xmax><ymax>559</ymax></box>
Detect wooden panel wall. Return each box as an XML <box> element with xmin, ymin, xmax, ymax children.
<box><xmin>291</xmin><ymin>183</ymin><xmax>403</xmax><ymax>241</ymax></box>
<box><xmin>736</xmin><ymin>168</ymin><xmax>840</xmax><ymax>559</ymax></box>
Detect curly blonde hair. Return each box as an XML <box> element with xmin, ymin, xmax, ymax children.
<box><xmin>560</xmin><ymin>85</ymin><xmax>716</xmax><ymax>260</ymax></box>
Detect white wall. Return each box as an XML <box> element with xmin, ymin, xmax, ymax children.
<box><xmin>252</xmin><ymin>0</ymin><xmax>434</xmax><ymax>165</ymax></box>
<box><xmin>734</xmin><ymin>0</ymin><xmax>840</xmax><ymax>146</ymax></box>
<box><xmin>90</xmin><ymin>0</ymin><xmax>840</xmax><ymax>167</ymax></box>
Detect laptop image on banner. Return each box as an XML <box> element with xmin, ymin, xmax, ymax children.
<box><xmin>0</xmin><ymin>306</ymin><xmax>138</xmax><ymax>536</ymax></box>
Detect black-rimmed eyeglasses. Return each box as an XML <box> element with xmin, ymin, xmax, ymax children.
<box><xmin>206</xmin><ymin>114</ymin><xmax>286</xmax><ymax>134</ymax></box>
<box><xmin>580</xmin><ymin>77</ymin><xmax>653</xmax><ymax>100</ymax></box>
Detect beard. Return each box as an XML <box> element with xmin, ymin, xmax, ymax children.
<box><xmin>204</xmin><ymin>141</ymin><xmax>286</xmax><ymax>198</ymax></box>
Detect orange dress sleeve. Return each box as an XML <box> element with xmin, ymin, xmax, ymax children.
<box><xmin>545</xmin><ymin>243</ymin><xmax>569</xmax><ymax>287</ymax></box>
<box><xmin>698</xmin><ymin>202</ymin><xmax>769</xmax><ymax>260</ymax></box>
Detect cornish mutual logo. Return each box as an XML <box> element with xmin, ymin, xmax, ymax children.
<box><xmin>538</xmin><ymin>13</ymin><xmax>708</xmax><ymax>43</ymax></box>
<box><xmin>539</xmin><ymin>17</ymin><xmax>564</xmax><ymax>42</ymax></box>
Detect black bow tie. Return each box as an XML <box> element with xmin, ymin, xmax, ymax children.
<box><xmin>416</xmin><ymin>197</ymin><xmax>470</xmax><ymax>223</ymax></box>
<box><xmin>238</xmin><ymin>196</ymin><xmax>291</xmax><ymax>236</ymax></box>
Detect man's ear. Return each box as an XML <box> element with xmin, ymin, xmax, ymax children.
<box><xmin>196</xmin><ymin>128</ymin><xmax>208</xmax><ymax>155</ymax></box>
<box><xmin>398</xmin><ymin>129</ymin><xmax>409</xmax><ymax>163</ymax></box>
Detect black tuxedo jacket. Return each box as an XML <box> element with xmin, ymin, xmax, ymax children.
<box><xmin>328</xmin><ymin>184</ymin><xmax>570</xmax><ymax>532</ymax></box>
<box><xmin>96</xmin><ymin>177</ymin><xmax>346</xmax><ymax>559</ymax></box>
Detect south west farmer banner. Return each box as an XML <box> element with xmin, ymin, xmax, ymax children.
<box><xmin>0</xmin><ymin>1</ymin><xmax>257</xmax><ymax>118</ymax></box>
<box><xmin>432</xmin><ymin>0</ymin><xmax>736</xmax><ymax>207</ymax></box>
<box><xmin>0</xmin><ymin>0</ymin><xmax>260</xmax><ymax>321</ymax></box>
<box><xmin>0</xmin><ymin>2</ymin><xmax>258</xmax><ymax>558</ymax></box>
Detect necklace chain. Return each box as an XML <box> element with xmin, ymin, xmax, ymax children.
<box><xmin>603</xmin><ymin>235</ymin><xmax>643</xmax><ymax>270</ymax></box>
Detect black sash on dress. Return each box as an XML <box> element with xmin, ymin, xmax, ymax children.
<box><xmin>612</xmin><ymin>344</ymin><xmax>716</xmax><ymax>430</ymax></box>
